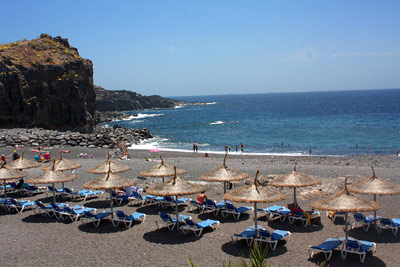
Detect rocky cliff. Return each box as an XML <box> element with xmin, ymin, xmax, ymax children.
<box><xmin>0</xmin><ymin>34</ymin><xmax>96</xmax><ymax>132</ymax></box>
<box><xmin>95</xmin><ymin>86</ymin><xmax>185</xmax><ymax>112</ymax></box>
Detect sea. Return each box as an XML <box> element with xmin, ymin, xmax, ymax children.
<box><xmin>105</xmin><ymin>89</ymin><xmax>400</xmax><ymax>156</ymax></box>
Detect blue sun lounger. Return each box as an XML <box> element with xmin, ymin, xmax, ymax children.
<box><xmin>81</xmin><ymin>210</ymin><xmax>112</xmax><ymax>227</ymax></box>
<box><xmin>129</xmin><ymin>191</ymin><xmax>163</xmax><ymax>206</ymax></box>
<box><xmin>188</xmin><ymin>200</ymin><xmax>205</xmax><ymax>213</ymax></box>
<box><xmin>254</xmin><ymin>229</ymin><xmax>291</xmax><ymax>250</ymax></box>
<box><xmin>352</xmin><ymin>212</ymin><xmax>380</xmax><ymax>231</ymax></box>
<box><xmin>57</xmin><ymin>206</ymin><xmax>96</xmax><ymax>221</ymax></box>
<box><xmin>34</xmin><ymin>200</ymin><xmax>54</xmax><ymax>216</ymax></box>
<box><xmin>155</xmin><ymin>212</ymin><xmax>191</xmax><ymax>231</ymax></box>
<box><xmin>340</xmin><ymin>238</ymin><xmax>376</xmax><ymax>263</ymax></box>
<box><xmin>308</xmin><ymin>238</ymin><xmax>343</xmax><ymax>260</ymax></box>
<box><xmin>159</xmin><ymin>196</ymin><xmax>191</xmax><ymax>209</ymax></box>
<box><xmin>376</xmin><ymin>218</ymin><xmax>400</xmax><ymax>236</ymax></box>
<box><xmin>64</xmin><ymin>188</ymin><xmax>104</xmax><ymax>203</ymax></box>
<box><xmin>231</xmin><ymin>228</ymin><xmax>257</xmax><ymax>246</ymax></box>
<box><xmin>111</xmin><ymin>211</ymin><xmax>146</xmax><ymax>228</ymax></box>
<box><xmin>6</xmin><ymin>198</ymin><xmax>36</xmax><ymax>214</ymax></box>
<box><xmin>181</xmin><ymin>218</ymin><xmax>220</xmax><ymax>236</ymax></box>
<box><xmin>203</xmin><ymin>199</ymin><xmax>226</xmax><ymax>215</ymax></box>
<box><xmin>221</xmin><ymin>203</ymin><xmax>253</xmax><ymax>219</ymax></box>
<box><xmin>257</xmin><ymin>205</ymin><xmax>291</xmax><ymax>222</ymax></box>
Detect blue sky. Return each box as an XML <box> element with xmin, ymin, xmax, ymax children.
<box><xmin>1</xmin><ymin>0</ymin><xmax>399</xmax><ymax>96</ymax></box>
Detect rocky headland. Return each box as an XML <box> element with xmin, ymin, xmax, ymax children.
<box><xmin>0</xmin><ymin>34</ymin><xmax>95</xmax><ymax>132</ymax></box>
<box><xmin>0</xmin><ymin>34</ymin><xmax>205</xmax><ymax>148</ymax></box>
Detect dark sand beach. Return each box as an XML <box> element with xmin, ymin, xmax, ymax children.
<box><xmin>1</xmin><ymin>147</ymin><xmax>399</xmax><ymax>266</ymax></box>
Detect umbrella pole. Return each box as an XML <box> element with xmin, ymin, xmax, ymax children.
<box><xmin>254</xmin><ymin>203</ymin><xmax>258</xmax><ymax>237</ymax></box>
<box><xmin>373</xmin><ymin>194</ymin><xmax>377</xmax><ymax>222</ymax></box>
<box><xmin>175</xmin><ymin>195</ymin><xmax>179</xmax><ymax>231</ymax></box>
<box><xmin>110</xmin><ymin>190</ymin><xmax>114</xmax><ymax>218</ymax></box>
<box><xmin>162</xmin><ymin>176</ymin><xmax>165</xmax><ymax>183</ymax></box>
<box><xmin>3</xmin><ymin>179</ymin><xmax>7</xmax><ymax>201</ymax></box>
<box><xmin>293</xmin><ymin>187</ymin><xmax>297</xmax><ymax>204</ymax></box>
<box><xmin>345</xmin><ymin>212</ymin><xmax>349</xmax><ymax>243</ymax></box>
<box><xmin>52</xmin><ymin>183</ymin><xmax>56</xmax><ymax>203</ymax></box>
<box><xmin>224</xmin><ymin>182</ymin><xmax>227</xmax><ymax>205</ymax></box>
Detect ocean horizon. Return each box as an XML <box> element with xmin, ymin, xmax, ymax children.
<box><xmin>106</xmin><ymin>89</ymin><xmax>400</xmax><ymax>156</ymax></box>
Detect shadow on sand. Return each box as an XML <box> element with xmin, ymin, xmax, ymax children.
<box><xmin>198</xmin><ymin>212</ymin><xmax>250</xmax><ymax>224</ymax></box>
<box><xmin>21</xmin><ymin>214</ymin><xmax>58</xmax><ymax>224</ymax></box>
<box><xmin>348</xmin><ymin>227</ymin><xmax>400</xmax><ymax>244</ymax></box>
<box><xmin>143</xmin><ymin>228</ymin><xmax>201</xmax><ymax>244</ymax></box>
<box><xmin>221</xmin><ymin>241</ymin><xmax>288</xmax><ymax>259</ymax></box>
<box><xmin>308</xmin><ymin>252</ymin><xmax>386</xmax><ymax>267</ymax></box>
<box><xmin>267</xmin><ymin>219</ymin><xmax>324</xmax><ymax>233</ymax></box>
<box><xmin>77</xmin><ymin>219</ymin><xmax>132</xmax><ymax>234</ymax></box>
<box><xmin>136</xmin><ymin>205</ymin><xmax>186</xmax><ymax>215</ymax></box>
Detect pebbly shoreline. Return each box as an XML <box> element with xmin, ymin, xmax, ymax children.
<box><xmin>0</xmin><ymin>125</ymin><xmax>152</xmax><ymax>148</ymax></box>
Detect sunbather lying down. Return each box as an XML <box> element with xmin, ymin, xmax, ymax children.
<box><xmin>77</xmin><ymin>153</ymin><xmax>93</xmax><ymax>159</ymax></box>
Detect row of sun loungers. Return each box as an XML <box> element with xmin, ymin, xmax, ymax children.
<box><xmin>47</xmin><ymin>186</ymin><xmax>104</xmax><ymax>203</ymax></box>
<box><xmin>232</xmin><ymin>227</ymin><xmax>291</xmax><ymax>250</ymax></box>
<box><xmin>32</xmin><ymin>200</ymin><xmax>146</xmax><ymax>227</ymax></box>
<box><xmin>0</xmin><ymin>198</ymin><xmax>36</xmax><ymax>213</ymax></box>
<box><xmin>155</xmin><ymin>212</ymin><xmax>219</xmax><ymax>236</ymax></box>
<box><xmin>1</xmin><ymin>182</ymin><xmax>47</xmax><ymax>197</ymax></box>
<box><xmin>309</xmin><ymin>237</ymin><xmax>376</xmax><ymax>263</ymax></box>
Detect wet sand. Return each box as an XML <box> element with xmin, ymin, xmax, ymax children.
<box><xmin>0</xmin><ymin>147</ymin><xmax>399</xmax><ymax>266</ymax></box>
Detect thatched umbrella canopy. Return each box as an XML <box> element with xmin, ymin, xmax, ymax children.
<box><xmin>83</xmin><ymin>166</ymin><xmax>136</xmax><ymax>214</ymax></box>
<box><xmin>200</xmin><ymin>153</ymin><xmax>249</xmax><ymax>197</ymax></box>
<box><xmin>42</xmin><ymin>152</ymin><xmax>82</xmax><ymax>171</ymax></box>
<box><xmin>87</xmin><ymin>152</ymin><xmax>132</xmax><ymax>174</ymax></box>
<box><xmin>147</xmin><ymin>166</ymin><xmax>205</xmax><ymax>229</ymax></box>
<box><xmin>348</xmin><ymin>166</ymin><xmax>400</xmax><ymax>220</ymax></box>
<box><xmin>269</xmin><ymin>163</ymin><xmax>321</xmax><ymax>204</ymax></box>
<box><xmin>28</xmin><ymin>159</ymin><xmax>77</xmax><ymax>203</ymax></box>
<box><xmin>139</xmin><ymin>155</ymin><xmax>187</xmax><ymax>182</ymax></box>
<box><xmin>312</xmin><ymin>177</ymin><xmax>381</xmax><ymax>242</ymax></box>
<box><xmin>8</xmin><ymin>152</ymin><xmax>41</xmax><ymax>170</ymax></box>
<box><xmin>0</xmin><ymin>162</ymin><xmax>28</xmax><ymax>201</ymax></box>
<box><xmin>224</xmin><ymin>170</ymin><xmax>286</xmax><ymax>234</ymax></box>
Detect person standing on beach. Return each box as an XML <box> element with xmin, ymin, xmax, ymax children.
<box><xmin>193</xmin><ymin>144</ymin><xmax>196</xmax><ymax>153</ymax></box>
<box><xmin>240</xmin><ymin>143</ymin><xmax>244</xmax><ymax>153</ymax></box>
<box><xmin>195</xmin><ymin>144</ymin><xmax>198</xmax><ymax>152</ymax></box>
<box><xmin>308</xmin><ymin>148</ymin><xmax>312</xmax><ymax>154</ymax></box>
<box><xmin>228</xmin><ymin>145</ymin><xmax>231</xmax><ymax>152</ymax></box>
<box><xmin>235</xmin><ymin>145</ymin><xmax>238</xmax><ymax>152</ymax></box>
<box><xmin>1</xmin><ymin>154</ymin><xmax>7</xmax><ymax>165</ymax></box>
<box><xmin>225</xmin><ymin>144</ymin><xmax>228</xmax><ymax>153</ymax></box>
<box><xmin>396</xmin><ymin>149</ymin><xmax>399</xmax><ymax>157</ymax></box>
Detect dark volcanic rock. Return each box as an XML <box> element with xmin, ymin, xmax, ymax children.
<box><xmin>0</xmin><ymin>34</ymin><xmax>96</xmax><ymax>132</ymax></box>
<box><xmin>95</xmin><ymin>85</ymin><xmax>184</xmax><ymax>112</ymax></box>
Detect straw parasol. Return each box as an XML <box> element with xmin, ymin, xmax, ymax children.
<box><xmin>87</xmin><ymin>152</ymin><xmax>132</xmax><ymax>174</ymax></box>
<box><xmin>139</xmin><ymin>155</ymin><xmax>187</xmax><ymax>182</ymax></box>
<box><xmin>42</xmin><ymin>152</ymin><xmax>83</xmax><ymax>191</ymax></box>
<box><xmin>200</xmin><ymin>154</ymin><xmax>250</xmax><ymax>197</ymax></box>
<box><xmin>269</xmin><ymin>163</ymin><xmax>321</xmax><ymax>204</ymax></box>
<box><xmin>224</xmin><ymin>170</ymin><xmax>286</xmax><ymax>235</ymax></box>
<box><xmin>8</xmin><ymin>152</ymin><xmax>41</xmax><ymax>170</ymax></box>
<box><xmin>349</xmin><ymin>166</ymin><xmax>400</xmax><ymax>221</ymax></box>
<box><xmin>28</xmin><ymin>159</ymin><xmax>77</xmax><ymax>203</ymax></box>
<box><xmin>42</xmin><ymin>152</ymin><xmax>82</xmax><ymax>171</ymax></box>
<box><xmin>83</xmin><ymin>165</ymin><xmax>136</xmax><ymax>215</ymax></box>
<box><xmin>312</xmin><ymin>177</ymin><xmax>381</xmax><ymax>242</ymax></box>
<box><xmin>0</xmin><ymin>162</ymin><xmax>28</xmax><ymax>201</ymax></box>
<box><xmin>147</xmin><ymin>166</ymin><xmax>205</xmax><ymax>229</ymax></box>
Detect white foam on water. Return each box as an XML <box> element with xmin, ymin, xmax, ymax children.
<box><xmin>206</xmin><ymin>102</ymin><xmax>217</xmax><ymax>105</ymax></box>
<box><xmin>210</xmin><ymin>121</ymin><xmax>225</xmax><ymax>125</ymax></box>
